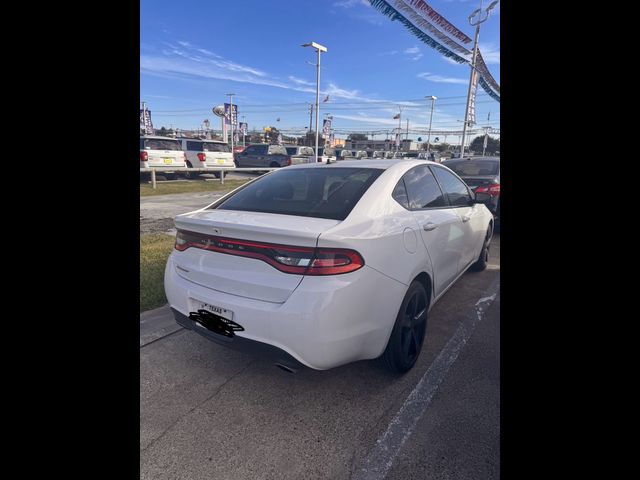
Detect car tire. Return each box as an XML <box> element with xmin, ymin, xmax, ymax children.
<box><xmin>470</xmin><ymin>225</ymin><xmax>493</xmax><ymax>272</ymax></box>
<box><xmin>183</xmin><ymin>162</ymin><xmax>195</xmax><ymax>179</ymax></box>
<box><xmin>380</xmin><ymin>281</ymin><xmax>429</xmax><ymax>374</ymax></box>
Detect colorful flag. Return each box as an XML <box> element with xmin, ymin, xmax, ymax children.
<box><xmin>393</xmin><ymin>113</ymin><xmax>400</xmax><ymax>119</ymax></box>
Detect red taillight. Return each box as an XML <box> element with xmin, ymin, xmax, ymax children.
<box><xmin>285</xmin><ymin>156</ymin><xmax>292</xmax><ymax>166</ymax></box>
<box><xmin>475</xmin><ymin>183</ymin><xmax>500</xmax><ymax>196</ymax></box>
<box><xmin>175</xmin><ymin>229</ymin><xmax>364</xmax><ymax>275</ymax></box>
<box><xmin>140</xmin><ymin>151</ymin><xmax>148</xmax><ymax>162</ymax></box>
<box><xmin>197</xmin><ymin>152</ymin><xmax>206</xmax><ymax>162</ymax></box>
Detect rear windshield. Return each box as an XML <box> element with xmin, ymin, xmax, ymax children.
<box><xmin>285</xmin><ymin>147</ymin><xmax>298</xmax><ymax>156</ymax></box>
<box><xmin>213</xmin><ymin>167</ymin><xmax>383</xmax><ymax>220</ymax></box>
<box><xmin>202</xmin><ymin>142</ymin><xmax>230</xmax><ymax>152</ymax></box>
<box><xmin>143</xmin><ymin>139</ymin><xmax>182</xmax><ymax>151</ymax></box>
<box><xmin>444</xmin><ymin>160</ymin><xmax>499</xmax><ymax>176</ymax></box>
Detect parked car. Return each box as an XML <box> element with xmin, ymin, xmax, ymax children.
<box><xmin>309</xmin><ymin>147</ymin><xmax>338</xmax><ymax>163</ymax></box>
<box><xmin>234</xmin><ymin>144</ymin><xmax>291</xmax><ymax>168</ymax></box>
<box><xmin>393</xmin><ymin>151</ymin><xmax>405</xmax><ymax>159</ymax></box>
<box><xmin>354</xmin><ymin>150</ymin><xmax>369</xmax><ymax>159</ymax></box>
<box><xmin>372</xmin><ymin>150</ymin><xmax>386</xmax><ymax>159</ymax></box>
<box><xmin>404</xmin><ymin>151</ymin><xmax>420</xmax><ymax>158</ymax></box>
<box><xmin>341</xmin><ymin>150</ymin><xmax>355</xmax><ymax>160</ymax></box>
<box><xmin>284</xmin><ymin>145</ymin><xmax>316</xmax><ymax>164</ymax></box>
<box><xmin>165</xmin><ymin>159</ymin><xmax>494</xmax><ymax>373</ymax></box>
<box><xmin>442</xmin><ymin>156</ymin><xmax>500</xmax><ymax>228</ymax></box>
<box><xmin>233</xmin><ymin>145</ymin><xmax>246</xmax><ymax>154</ymax></box>
<box><xmin>180</xmin><ymin>138</ymin><xmax>235</xmax><ymax>178</ymax></box>
<box><xmin>384</xmin><ymin>151</ymin><xmax>395</xmax><ymax>159</ymax></box>
<box><xmin>140</xmin><ymin>135</ymin><xmax>187</xmax><ymax>180</ymax></box>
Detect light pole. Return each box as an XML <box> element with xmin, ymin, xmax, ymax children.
<box><xmin>425</xmin><ymin>95</ymin><xmax>437</xmax><ymax>157</ymax></box>
<box><xmin>226</xmin><ymin>92</ymin><xmax>235</xmax><ymax>152</ymax></box>
<box><xmin>302</xmin><ymin>41</ymin><xmax>327</xmax><ymax>162</ymax></box>
<box><xmin>241</xmin><ymin>115</ymin><xmax>246</xmax><ymax>147</ymax></box>
<box><xmin>460</xmin><ymin>0</ymin><xmax>499</xmax><ymax>159</ymax></box>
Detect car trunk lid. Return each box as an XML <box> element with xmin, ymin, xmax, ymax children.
<box><xmin>172</xmin><ymin>210</ymin><xmax>341</xmax><ymax>303</ymax></box>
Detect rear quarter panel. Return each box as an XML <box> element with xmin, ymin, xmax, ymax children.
<box><xmin>317</xmin><ymin>164</ymin><xmax>435</xmax><ymax>298</ymax></box>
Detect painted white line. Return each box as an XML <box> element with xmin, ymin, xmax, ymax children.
<box><xmin>351</xmin><ymin>277</ymin><xmax>500</xmax><ymax>480</ymax></box>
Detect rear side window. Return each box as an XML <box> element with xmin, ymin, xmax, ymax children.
<box><xmin>445</xmin><ymin>160</ymin><xmax>499</xmax><ymax>177</ymax></box>
<box><xmin>430</xmin><ymin>166</ymin><xmax>472</xmax><ymax>207</ymax></box>
<box><xmin>285</xmin><ymin>147</ymin><xmax>297</xmax><ymax>155</ymax></box>
<box><xmin>268</xmin><ymin>145</ymin><xmax>287</xmax><ymax>155</ymax></box>
<box><xmin>402</xmin><ymin>165</ymin><xmax>447</xmax><ymax>209</ymax></box>
<box><xmin>187</xmin><ymin>141</ymin><xmax>203</xmax><ymax>151</ymax></box>
<box><xmin>143</xmin><ymin>139</ymin><xmax>182</xmax><ymax>151</ymax></box>
<box><xmin>214</xmin><ymin>168</ymin><xmax>383</xmax><ymax>220</ymax></box>
<box><xmin>392</xmin><ymin>180</ymin><xmax>410</xmax><ymax>209</ymax></box>
<box><xmin>202</xmin><ymin>142</ymin><xmax>230</xmax><ymax>152</ymax></box>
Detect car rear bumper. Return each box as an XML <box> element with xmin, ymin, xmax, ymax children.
<box><xmin>164</xmin><ymin>255</ymin><xmax>407</xmax><ymax>370</ymax></box>
<box><xmin>172</xmin><ymin>308</ymin><xmax>305</xmax><ymax>372</ymax></box>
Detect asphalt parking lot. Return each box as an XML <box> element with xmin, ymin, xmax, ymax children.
<box><xmin>140</xmin><ymin>229</ymin><xmax>500</xmax><ymax>479</ymax></box>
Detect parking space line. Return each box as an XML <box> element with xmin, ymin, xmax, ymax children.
<box><xmin>351</xmin><ymin>276</ymin><xmax>500</xmax><ymax>480</ymax></box>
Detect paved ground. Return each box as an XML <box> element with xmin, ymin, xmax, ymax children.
<box><xmin>140</xmin><ymin>173</ymin><xmax>257</xmax><ymax>234</ymax></box>
<box><xmin>140</xmin><ymin>234</ymin><xmax>500</xmax><ymax>479</ymax></box>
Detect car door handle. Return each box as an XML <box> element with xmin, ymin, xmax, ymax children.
<box><xmin>423</xmin><ymin>222</ymin><xmax>439</xmax><ymax>231</ymax></box>
<box><xmin>462</xmin><ymin>215</ymin><xmax>471</xmax><ymax>222</ymax></box>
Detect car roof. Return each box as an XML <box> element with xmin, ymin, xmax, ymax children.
<box><xmin>287</xmin><ymin>159</ymin><xmax>439</xmax><ymax>170</ymax></box>
<box><xmin>177</xmin><ymin>137</ymin><xmax>226</xmax><ymax>143</ymax></box>
<box><xmin>140</xmin><ymin>135</ymin><xmax>180</xmax><ymax>140</ymax></box>
<box><xmin>444</xmin><ymin>156</ymin><xmax>500</xmax><ymax>162</ymax></box>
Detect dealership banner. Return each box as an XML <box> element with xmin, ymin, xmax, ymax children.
<box><xmin>239</xmin><ymin>122</ymin><xmax>248</xmax><ymax>134</ymax></box>
<box><xmin>140</xmin><ymin>109</ymin><xmax>154</xmax><ymax>134</ymax></box>
<box><xmin>368</xmin><ymin>0</ymin><xmax>500</xmax><ymax>102</ymax></box>
<box><xmin>468</xmin><ymin>69</ymin><xmax>478</xmax><ymax>125</ymax></box>
<box><xmin>322</xmin><ymin>118</ymin><xmax>332</xmax><ymax>138</ymax></box>
<box><xmin>224</xmin><ymin>103</ymin><xmax>238</xmax><ymax>126</ymax></box>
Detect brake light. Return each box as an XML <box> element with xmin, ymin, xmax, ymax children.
<box><xmin>475</xmin><ymin>183</ymin><xmax>500</xmax><ymax>196</ymax></box>
<box><xmin>175</xmin><ymin>229</ymin><xmax>364</xmax><ymax>275</ymax></box>
<box><xmin>197</xmin><ymin>152</ymin><xmax>206</xmax><ymax>162</ymax></box>
<box><xmin>285</xmin><ymin>156</ymin><xmax>291</xmax><ymax>166</ymax></box>
<box><xmin>140</xmin><ymin>151</ymin><xmax>148</xmax><ymax>162</ymax></box>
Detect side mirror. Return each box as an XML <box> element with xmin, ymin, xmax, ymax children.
<box><xmin>471</xmin><ymin>192</ymin><xmax>492</xmax><ymax>205</ymax></box>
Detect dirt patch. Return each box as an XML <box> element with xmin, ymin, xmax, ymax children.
<box><xmin>140</xmin><ymin>217</ymin><xmax>176</xmax><ymax>235</ymax></box>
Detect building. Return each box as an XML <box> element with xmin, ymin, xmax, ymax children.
<box><xmin>344</xmin><ymin>138</ymin><xmax>420</xmax><ymax>152</ymax></box>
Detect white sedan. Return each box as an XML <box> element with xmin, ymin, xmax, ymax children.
<box><xmin>164</xmin><ymin>160</ymin><xmax>494</xmax><ymax>373</ymax></box>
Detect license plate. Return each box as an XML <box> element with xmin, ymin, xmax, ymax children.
<box><xmin>163</xmin><ymin>158</ymin><xmax>172</xmax><ymax>164</ymax></box>
<box><xmin>199</xmin><ymin>302</ymin><xmax>233</xmax><ymax>321</ymax></box>
<box><xmin>216</xmin><ymin>159</ymin><xmax>226</xmax><ymax>164</ymax></box>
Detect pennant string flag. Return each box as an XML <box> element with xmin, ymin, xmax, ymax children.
<box><xmin>368</xmin><ymin>0</ymin><xmax>500</xmax><ymax>102</ymax></box>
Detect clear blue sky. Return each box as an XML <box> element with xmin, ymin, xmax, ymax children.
<box><xmin>140</xmin><ymin>0</ymin><xmax>500</xmax><ymax>142</ymax></box>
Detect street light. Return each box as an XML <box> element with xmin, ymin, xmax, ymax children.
<box><xmin>460</xmin><ymin>0</ymin><xmax>499</xmax><ymax>159</ymax></box>
<box><xmin>425</xmin><ymin>96</ymin><xmax>437</xmax><ymax>158</ymax></box>
<box><xmin>302</xmin><ymin>41</ymin><xmax>328</xmax><ymax>162</ymax></box>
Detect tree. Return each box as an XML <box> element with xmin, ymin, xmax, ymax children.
<box><xmin>347</xmin><ymin>133</ymin><xmax>368</xmax><ymax>141</ymax></box>
<box><xmin>470</xmin><ymin>135</ymin><xmax>500</xmax><ymax>155</ymax></box>
<box><xmin>265</xmin><ymin>127</ymin><xmax>280</xmax><ymax>144</ymax></box>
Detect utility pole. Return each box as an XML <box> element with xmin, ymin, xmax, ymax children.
<box><xmin>308</xmin><ymin>103</ymin><xmax>314</xmax><ymax>131</ymax></box>
<box><xmin>226</xmin><ymin>93</ymin><xmax>235</xmax><ymax>152</ymax></box>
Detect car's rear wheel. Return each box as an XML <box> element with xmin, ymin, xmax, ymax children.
<box><xmin>380</xmin><ymin>281</ymin><xmax>429</xmax><ymax>374</ymax></box>
<box><xmin>183</xmin><ymin>162</ymin><xmax>196</xmax><ymax>179</ymax></box>
<box><xmin>470</xmin><ymin>225</ymin><xmax>493</xmax><ymax>272</ymax></box>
